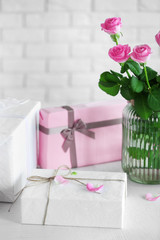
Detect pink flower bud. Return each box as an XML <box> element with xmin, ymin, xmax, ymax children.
<box><xmin>101</xmin><ymin>17</ymin><xmax>122</xmax><ymax>35</ymax></box>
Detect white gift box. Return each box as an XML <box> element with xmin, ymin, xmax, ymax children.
<box><xmin>21</xmin><ymin>169</ymin><xmax>127</xmax><ymax>228</ymax></box>
<box><xmin>0</xmin><ymin>99</ymin><xmax>40</xmax><ymax>202</ymax></box>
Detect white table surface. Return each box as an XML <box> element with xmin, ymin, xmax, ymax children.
<box><xmin>1</xmin><ymin>161</ymin><xmax>160</xmax><ymax>240</ymax></box>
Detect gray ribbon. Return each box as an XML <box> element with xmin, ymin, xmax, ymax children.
<box><xmin>39</xmin><ymin>119</ymin><xmax>122</xmax><ymax>135</ymax></box>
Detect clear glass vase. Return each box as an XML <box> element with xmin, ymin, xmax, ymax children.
<box><xmin>122</xmin><ymin>103</ymin><xmax>160</xmax><ymax>184</ymax></box>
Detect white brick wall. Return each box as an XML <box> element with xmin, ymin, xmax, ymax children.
<box><xmin>48</xmin><ymin>0</ymin><xmax>91</xmax><ymax>11</ymax></box>
<box><xmin>0</xmin><ymin>74</ymin><xmax>24</xmax><ymax>86</ymax></box>
<box><xmin>0</xmin><ymin>44</ymin><xmax>23</xmax><ymax>57</ymax></box>
<box><xmin>26</xmin><ymin>44</ymin><xmax>69</xmax><ymax>57</ymax></box>
<box><xmin>0</xmin><ymin>0</ymin><xmax>159</xmax><ymax>106</ymax></box>
<box><xmin>49</xmin><ymin>29</ymin><xmax>91</xmax><ymax>42</ymax></box>
<box><xmin>26</xmin><ymin>13</ymin><xmax>70</xmax><ymax>27</ymax></box>
<box><xmin>3</xmin><ymin>59</ymin><xmax>46</xmax><ymax>72</ymax></box>
<box><xmin>3</xmin><ymin>29</ymin><xmax>45</xmax><ymax>42</ymax></box>
<box><xmin>0</xmin><ymin>14</ymin><xmax>22</xmax><ymax>27</ymax></box>
<box><xmin>49</xmin><ymin>59</ymin><xmax>91</xmax><ymax>72</ymax></box>
<box><xmin>139</xmin><ymin>0</ymin><xmax>160</xmax><ymax>11</ymax></box>
<box><xmin>94</xmin><ymin>0</ymin><xmax>138</xmax><ymax>11</ymax></box>
<box><xmin>1</xmin><ymin>0</ymin><xmax>45</xmax><ymax>12</ymax></box>
<box><xmin>26</xmin><ymin>73</ymin><xmax>68</xmax><ymax>87</ymax></box>
<box><xmin>48</xmin><ymin>87</ymin><xmax>91</xmax><ymax>106</ymax></box>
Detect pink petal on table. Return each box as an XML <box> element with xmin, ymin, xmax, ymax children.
<box><xmin>146</xmin><ymin>193</ymin><xmax>160</xmax><ymax>201</ymax></box>
<box><xmin>54</xmin><ymin>175</ymin><xmax>68</xmax><ymax>184</ymax></box>
<box><xmin>86</xmin><ymin>183</ymin><xmax>104</xmax><ymax>193</ymax></box>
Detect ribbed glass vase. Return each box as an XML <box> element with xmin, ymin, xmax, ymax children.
<box><xmin>122</xmin><ymin>103</ymin><xmax>160</xmax><ymax>184</ymax></box>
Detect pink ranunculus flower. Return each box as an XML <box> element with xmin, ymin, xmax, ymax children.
<box><xmin>108</xmin><ymin>44</ymin><xmax>131</xmax><ymax>63</ymax></box>
<box><xmin>130</xmin><ymin>44</ymin><xmax>151</xmax><ymax>63</ymax></box>
<box><xmin>155</xmin><ymin>31</ymin><xmax>160</xmax><ymax>46</ymax></box>
<box><xmin>101</xmin><ymin>17</ymin><xmax>122</xmax><ymax>35</ymax></box>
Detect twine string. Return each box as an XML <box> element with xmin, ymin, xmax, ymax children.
<box><xmin>43</xmin><ymin>179</ymin><xmax>52</xmax><ymax>225</ymax></box>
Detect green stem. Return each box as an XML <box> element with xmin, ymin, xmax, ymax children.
<box><xmin>126</xmin><ymin>70</ymin><xmax>131</xmax><ymax>78</ymax></box>
<box><xmin>115</xmin><ymin>37</ymin><xmax>118</xmax><ymax>46</ymax></box>
<box><xmin>143</xmin><ymin>64</ymin><xmax>151</xmax><ymax>92</ymax></box>
<box><xmin>120</xmin><ymin>63</ymin><xmax>131</xmax><ymax>79</ymax></box>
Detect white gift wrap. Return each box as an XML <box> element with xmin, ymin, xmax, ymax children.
<box><xmin>0</xmin><ymin>99</ymin><xmax>41</xmax><ymax>202</ymax></box>
<box><xmin>21</xmin><ymin>169</ymin><xmax>127</xmax><ymax>228</ymax></box>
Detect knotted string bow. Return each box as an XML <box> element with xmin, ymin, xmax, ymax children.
<box><xmin>61</xmin><ymin>119</ymin><xmax>95</xmax><ymax>152</ymax></box>
<box><xmin>27</xmin><ymin>165</ymin><xmax>72</xmax><ymax>225</ymax></box>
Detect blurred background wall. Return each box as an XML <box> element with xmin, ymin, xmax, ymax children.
<box><xmin>0</xmin><ymin>0</ymin><xmax>160</xmax><ymax>106</ymax></box>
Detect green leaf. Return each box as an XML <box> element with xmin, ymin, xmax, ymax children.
<box><xmin>131</xmin><ymin>76</ymin><xmax>144</xmax><ymax>93</ymax></box>
<box><xmin>134</xmin><ymin>93</ymin><xmax>152</xmax><ymax>120</ymax></box>
<box><xmin>126</xmin><ymin>60</ymin><xmax>142</xmax><ymax>76</ymax></box>
<box><xmin>120</xmin><ymin>85</ymin><xmax>134</xmax><ymax>100</ymax></box>
<box><xmin>99</xmin><ymin>71</ymin><xmax>120</xmax><ymax>83</ymax></box>
<box><xmin>148</xmin><ymin>89</ymin><xmax>160</xmax><ymax>111</ymax></box>
<box><xmin>128</xmin><ymin>147</ymin><xmax>150</xmax><ymax>160</ymax></box>
<box><xmin>128</xmin><ymin>146</ymin><xmax>160</xmax><ymax>164</ymax></box>
<box><xmin>121</xmin><ymin>77</ymin><xmax>129</xmax><ymax>87</ymax></box>
<box><xmin>110</xmin><ymin>70</ymin><xmax>123</xmax><ymax>79</ymax></box>
<box><xmin>99</xmin><ymin>81</ymin><xmax>120</xmax><ymax>96</ymax></box>
<box><xmin>140</xmin><ymin>67</ymin><xmax>157</xmax><ymax>81</ymax></box>
<box><xmin>156</xmin><ymin>75</ymin><xmax>160</xmax><ymax>83</ymax></box>
<box><xmin>99</xmin><ymin>71</ymin><xmax>121</xmax><ymax>96</ymax></box>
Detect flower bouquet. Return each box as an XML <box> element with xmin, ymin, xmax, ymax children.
<box><xmin>99</xmin><ymin>17</ymin><xmax>160</xmax><ymax>120</ymax></box>
<box><xmin>99</xmin><ymin>17</ymin><xmax>160</xmax><ymax>184</ymax></box>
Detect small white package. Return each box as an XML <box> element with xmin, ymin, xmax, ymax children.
<box><xmin>20</xmin><ymin>169</ymin><xmax>127</xmax><ymax>228</ymax></box>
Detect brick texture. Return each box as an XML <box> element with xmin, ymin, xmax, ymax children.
<box><xmin>26</xmin><ymin>13</ymin><xmax>70</xmax><ymax>27</ymax></box>
<box><xmin>49</xmin><ymin>59</ymin><xmax>91</xmax><ymax>72</ymax></box>
<box><xmin>2</xmin><ymin>0</ymin><xmax>45</xmax><ymax>12</ymax></box>
<box><xmin>4</xmin><ymin>88</ymin><xmax>46</xmax><ymax>102</ymax></box>
<box><xmin>2</xmin><ymin>29</ymin><xmax>45</xmax><ymax>42</ymax></box>
<box><xmin>94</xmin><ymin>0</ymin><xmax>138</xmax><ymax>11</ymax></box>
<box><xmin>0</xmin><ymin>14</ymin><xmax>22</xmax><ymax>27</ymax></box>
<box><xmin>26</xmin><ymin>44</ymin><xmax>69</xmax><ymax>57</ymax></box>
<box><xmin>48</xmin><ymin>0</ymin><xmax>91</xmax><ymax>11</ymax></box>
<box><xmin>49</xmin><ymin>29</ymin><xmax>91</xmax><ymax>42</ymax></box>
<box><xmin>3</xmin><ymin>59</ymin><xmax>45</xmax><ymax>72</ymax></box>
<box><xmin>139</xmin><ymin>0</ymin><xmax>160</xmax><ymax>12</ymax></box>
<box><xmin>0</xmin><ymin>74</ymin><xmax>24</xmax><ymax>86</ymax></box>
<box><xmin>48</xmin><ymin>88</ymin><xmax>91</xmax><ymax>105</ymax></box>
<box><xmin>26</xmin><ymin>73</ymin><xmax>68</xmax><ymax>86</ymax></box>
<box><xmin>0</xmin><ymin>0</ymin><xmax>159</xmax><ymax>106</ymax></box>
<box><xmin>0</xmin><ymin>44</ymin><xmax>23</xmax><ymax>57</ymax></box>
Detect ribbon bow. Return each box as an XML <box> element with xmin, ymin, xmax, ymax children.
<box><xmin>61</xmin><ymin>119</ymin><xmax>95</xmax><ymax>152</ymax></box>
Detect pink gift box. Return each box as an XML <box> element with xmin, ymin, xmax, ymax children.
<box><xmin>38</xmin><ymin>102</ymin><xmax>126</xmax><ymax>169</ymax></box>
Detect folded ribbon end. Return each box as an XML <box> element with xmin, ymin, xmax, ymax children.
<box><xmin>89</xmin><ymin>131</ymin><xmax>95</xmax><ymax>139</ymax></box>
<box><xmin>62</xmin><ymin>142</ymin><xmax>69</xmax><ymax>152</ymax></box>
